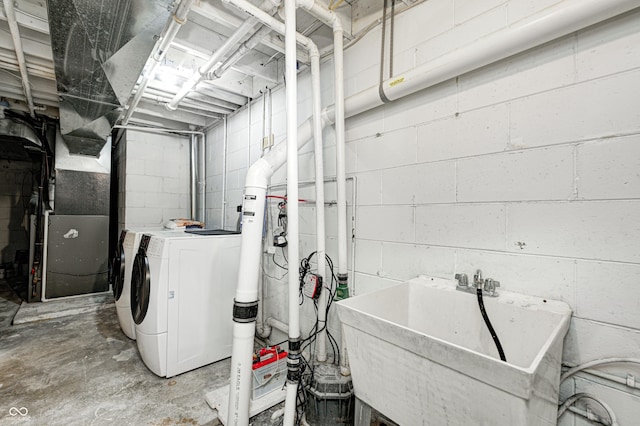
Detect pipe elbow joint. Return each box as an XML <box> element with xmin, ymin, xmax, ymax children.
<box><xmin>165</xmin><ymin>102</ymin><xmax>177</xmax><ymax>111</ymax></box>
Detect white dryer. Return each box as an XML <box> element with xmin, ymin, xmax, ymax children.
<box><xmin>113</xmin><ymin>228</ymin><xmax>183</xmax><ymax>339</ymax></box>
<box><xmin>131</xmin><ymin>230</ymin><xmax>241</xmax><ymax>377</ymax></box>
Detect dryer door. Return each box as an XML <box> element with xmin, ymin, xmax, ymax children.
<box><xmin>131</xmin><ymin>251</ymin><xmax>151</xmax><ymax>325</ymax></box>
<box><xmin>112</xmin><ymin>244</ymin><xmax>126</xmax><ymax>300</ymax></box>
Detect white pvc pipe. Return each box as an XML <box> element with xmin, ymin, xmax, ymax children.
<box><xmin>122</xmin><ymin>0</ymin><xmax>194</xmax><ymax>124</ymax></box>
<box><xmin>3</xmin><ymin>0</ymin><xmax>36</xmax><ymax>117</ymax></box>
<box><xmin>198</xmin><ymin>133</ymin><xmax>206</xmax><ymax>223</ymax></box>
<box><xmin>310</xmin><ymin>46</ymin><xmax>327</xmax><ymax>363</ymax></box>
<box><xmin>221</xmin><ymin>117</ymin><xmax>228</xmax><ymax>229</ymax></box>
<box><xmin>190</xmin><ymin>134</ymin><xmax>197</xmax><ymax>219</ymax></box>
<box><xmin>343</xmin><ymin>0</ymin><xmax>640</xmax><ymax>119</ymax></box>
<box><xmin>298</xmin><ymin>0</ymin><xmax>348</xmax><ymax>373</ymax></box>
<box><xmin>226</xmin><ymin>118</ymin><xmax>313</xmax><ymax>426</ymax></box>
<box><xmin>283</xmin><ymin>0</ymin><xmax>300</xmax><ymax>422</ymax></box>
<box><xmin>167</xmin><ymin>0</ymin><xmax>281</xmax><ymax>111</ymax></box>
<box><xmin>561</xmin><ymin>358</ymin><xmax>640</xmax><ymax>384</ymax></box>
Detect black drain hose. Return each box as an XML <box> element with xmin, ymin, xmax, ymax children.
<box><xmin>477</xmin><ymin>288</ymin><xmax>507</xmax><ymax>362</ymax></box>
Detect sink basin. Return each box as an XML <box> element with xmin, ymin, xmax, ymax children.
<box><xmin>337</xmin><ymin>275</ymin><xmax>572</xmax><ymax>426</ymax></box>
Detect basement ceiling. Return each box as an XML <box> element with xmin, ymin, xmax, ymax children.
<box><xmin>0</xmin><ymin>0</ymin><xmax>414</xmax><ymax>154</ymax></box>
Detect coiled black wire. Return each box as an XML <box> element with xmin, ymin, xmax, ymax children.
<box><xmin>477</xmin><ymin>288</ymin><xmax>507</xmax><ymax>362</ymax></box>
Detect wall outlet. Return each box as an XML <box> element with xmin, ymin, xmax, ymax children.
<box><xmin>262</xmin><ymin>134</ymin><xmax>274</xmax><ymax>150</ymax></box>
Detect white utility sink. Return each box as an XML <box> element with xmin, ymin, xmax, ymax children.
<box><xmin>337</xmin><ymin>275</ymin><xmax>572</xmax><ymax>426</ymax></box>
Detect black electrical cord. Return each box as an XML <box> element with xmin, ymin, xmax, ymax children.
<box><xmin>477</xmin><ymin>288</ymin><xmax>507</xmax><ymax>362</ymax></box>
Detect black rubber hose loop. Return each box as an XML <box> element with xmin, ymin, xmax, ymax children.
<box><xmin>477</xmin><ymin>288</ymin><xmax>507</xmax><ymax>362</ymax></box>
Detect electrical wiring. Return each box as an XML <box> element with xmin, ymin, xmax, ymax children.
<box><xmin>557</xmin><ymin>393</ymin><xmax>619</xmax><ymax>426</ymax></box>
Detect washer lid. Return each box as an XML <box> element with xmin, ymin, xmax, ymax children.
<box><xmin>130</xmin><ymin>251</ymin><xmax>151</xmax><ymax>325</ymax></box>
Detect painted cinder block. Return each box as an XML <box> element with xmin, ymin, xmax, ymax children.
<box><xmin>457</xmin><ymin>26</ymin><xmax>574</xmax><ymax>112</ymax></box>
<box><xmin>576</xmin><ymin>260</ymin><xmax>640</xmax><ymax>329</ymax></box>
<box><xmin>454</xmin><ymin>0</ymin><xmax>505</xmax><ymax>25</ymax></box>
<box><xmin>509</xmin><ymin>70</ymin><xmax>640</xmax><ymax>148</ymax></box>
<box><xmin>354</xmin><ymin>239</ymin><xmax>383</xmax><ymax>277</ymax></box>
<box><xmin>563</xmin><ymin>317</ymin><xmax>640</xmax><ymax>364</ymax></box>
<box><xmin>345</xmin><ymin>102</ymin><xmax>384</xmax><ymax>142</ymax></box>
<box><xmin>144</xmin><ymin>160</ymin><xmax>179</xmax><ymax>179</ymax></box>
<box><xmin>455</xmin><ymin>249</ymin><xmax>575</xmax><ymax>307</ymax></box>
<box><xmin>357</xmin><ymin>205</ymin><xmax>414</xmax><ymax>243</ymax></box>
<box><xmin>356</xmin><ymin>170</ymin><xmax>382</xmax><ymax>206</ymax></box>
<box><xmin>576</xmin><ymin>135</ymin><xmax>640</xmax><ymax>200</ymax></box>
<box><xmin>576</xmin><ymin>9</ymin><xmax>640</xmax><ymax>82</ymax></box>
<box><xmin>456</xmin><ymin>145</ymin><xmax>574</xmax><ymax>202</ymax></box>
<box><xmin>382</xmin><ymin>80</ymin><xmax>458</xmax><ymax>134</ymax></box>
<box><xmin>415</xmin><ymin>203</ymin><xmax>506</xmax><ymax>250</ymax></box>
<box><xmin>394</xmin><ymin>0</ymin><xmax>454</xmax><ymax>51</ymax></box>
<box><xmin>380</xmin><ymin>242</ymin><xmax>455</xmax><ymax>281</ymax></box>
<box><xmin>416</xmin><ymin>5</ymin><xmax>506</xmax><ymax>67</ymax></box>
<box><xmin>354</xmin><ymin>127</ymin><xmax>417</xmax><ymax>173</ymax></box>
<box><xmin>381</xmin><ymin>161</ymin><xmax>456</xmax><ymax>205</ymax></box>
<box><xmin>506</xmin><ymin>201</ymin><xmax>640</xmax><ymax>263</ymax></box>
<box><xmin>125</xmin><ymin>207</ymin><xmax>162</xmax><ymax>227</ymax></box>
<box><xmin>417</xmin><ymin>103</ymin><xmax>509</xmax><ymax>162</ymax></box>
<box><xmin>125</xmin><ymin>174</ymin><xmax>162</xmax><ymax>193</ymax></box>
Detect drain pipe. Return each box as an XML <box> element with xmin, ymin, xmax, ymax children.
<box><xmin>198</xmin><ymin>132</ymin><xmax>206</xmax><ymax>223</ymax></box>
<box><xmin>221</xmin><ymin>0</ymin><xmax>321</xmax><ymax>423</ymax></box>
<box><xmin>3</xmin><ymin>0</ymin><xmax>36</xmax><ymax>117</ymax></box>
<box><xmin>342</xmin><ymin>0</ymin><xmax>640</xmax><ymax>118</ymax></box>
<box><xmin>166</xmin><ymin>0</ymin><xmax>281</xmax><ymax>112</ymax></box>
<box><xmin>296</xmin><ymin>0</ymin><xmax>344</xmax><ymax>364</ymax></box>
<box><xmin>282</xmin><ymin>0</ymin><xmax>300</xmax><ymax>423</ymax></box>
<box><xmin>226</xmin><ymin>117</ymin><xmax>314</xmax><ymax>426</ymax></box>
<box><xmin>221</xmin><ymin>117</ymin><xmax>228</xmax><ymax>228</ymax></box>
<box><xmin>122</xmin><ymin>0</ymin><xmax>194</xmax><ymax>124</ymax></box>
<box><xmin>190</xmin><ymin>134</ymin><xmax>197</xmax><ymax>220</ymax></box>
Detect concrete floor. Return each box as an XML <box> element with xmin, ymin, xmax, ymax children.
<box><xmin>0</xmin><ymin>280</ymin><xmax>282</xmax><ymax>426</ymax></box>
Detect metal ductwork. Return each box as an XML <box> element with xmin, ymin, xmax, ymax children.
<box><xmin>0</xmin><ymin>117</ymin><xmax>43</xmax><ymax>161</ymax></box>
<box><xmin>47</xmin><ymin>0</ymin><xmax>173</xmax><ymax>156</ymax></box>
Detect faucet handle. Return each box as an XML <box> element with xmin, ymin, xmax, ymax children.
<box><xmin>484</xmin><ymin>279</ymin><xmax>500</xmax><ymax>296</ymax></box>
<box><xmin>455</xmin><ymin>273</ymin><xmax>468</xmax><ymax>288</ymax></box>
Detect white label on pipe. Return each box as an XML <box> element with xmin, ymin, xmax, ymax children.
<box><xmin>63</xmin><ymin>229</ymin><xmax>79</xmax><ymax>239</ymax></box>
<box><xmin>243</xmin><ymin>194</ymin><xmax>257</xmax><ymax>219</ymax></box>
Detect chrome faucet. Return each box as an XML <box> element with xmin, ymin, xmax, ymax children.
<box><xmin>473</xmin><ymin>269</ymin><xmax>483</xmax><ymax>289</ymax></box>
<box><xmin>455</xmin><ymin>269</ymin><xmax>500</xmax><ymax>297</ymax></box>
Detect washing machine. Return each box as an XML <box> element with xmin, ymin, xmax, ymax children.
<box><xmin>131</xmin><ymin>229</ymin><xmax>241</xmax><ymax>377</ymax></box>
<box><xmin>113</xmin><ymin>228</ymin><xmax>184</xmax><ymax>340</ymax></box>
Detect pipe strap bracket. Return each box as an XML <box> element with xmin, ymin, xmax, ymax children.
<box><xmin>232</xmin><ymin>300</ymin><xmax>259</xmax><ymax>323</ymax></box>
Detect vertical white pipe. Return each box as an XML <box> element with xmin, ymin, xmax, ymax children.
<box><xmin>222</xmin><ymin>117</ymin><xmax>228</xmax><ymax>228</ymax></box>
<box><xmin>199</xmin><ymin>133</ymin><xmax>206</xmax><ymax>223</ymax></box>
<box><xmin>190</xmin><ymin>134</ymin><xmax>197</xmax><ymax>219</ymax></box>
<box><xmin>310</xmin><ymin>50</ymin><xmax>327</xmax><ymax>362</ymax></box>
<box><xmin>283</xmin><ymin>0</ymin><xmax>300</xmax><ymax>422</ymax></box>
<box><xmin>334</xmin><ymin>29</ymin><xmax>347</xmax><ymax>282</ymax></box>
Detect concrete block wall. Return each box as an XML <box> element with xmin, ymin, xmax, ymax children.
<box><xmin>0</xmin><ymin>160</ymin><xmax>33</xmax><ymax>265</ymax></box>
<box><xmin>119</xmin><ymin>130</ymin><xmax>191</xmax><ymax>231</ymax></box>
<box><xmin>205</xmin><ymin>1</ymin><xmax>640</xmax><ymax>422</ymax></box>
